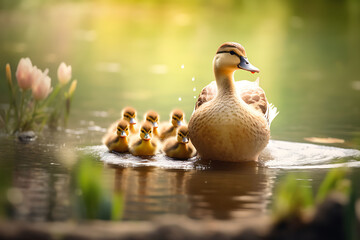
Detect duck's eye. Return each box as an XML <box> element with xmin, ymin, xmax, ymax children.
<box><xmin>117</xmin><ymin>128</ymin><xmax>121</xmax><ymax>131</ymax></box>
<box><xmin>230</xmin><ymin>51</ymin><xmax>235</xmax><ymax>55</ymax></box>
<box><xmin>141</xmin><ymin>130</ymin><xmax>145</xmax><ymax>133</ymax></box>
<box><xmin>149</xmin><ymin>130</ymin><xmax>152</xmax><ymax>133</ymax></box>
<box><xmin>172</xmin><ymin>117</ymin><xmax>177</xmax><ymax>120</ymax></box>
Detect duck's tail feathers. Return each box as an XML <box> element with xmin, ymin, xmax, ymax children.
<box><xmin>265</xmin><ymin>103</ymin><xmax>279</xmax><ymax>127</ymax></box>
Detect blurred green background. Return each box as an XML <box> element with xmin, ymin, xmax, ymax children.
<box><xmin>0</xmin><ymin>0</ymin><xmax>359</xmax><ymax>146</ymax></box>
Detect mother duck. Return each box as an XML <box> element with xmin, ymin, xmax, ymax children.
<box><xmin>188</xmin><ymin>42</ymin><xmax>278</xmax><ymax>162</ymax></box>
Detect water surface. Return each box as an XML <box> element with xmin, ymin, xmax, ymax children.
<box><xmin>0</xmin><ymin>0</ymin><xmax>360</xmax><ymax>222</ymax></box>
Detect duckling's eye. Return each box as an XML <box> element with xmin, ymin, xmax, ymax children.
<box><xmin>230</xmin><ymin>51</ymin><xmax>235</xmax><ymax>55</ymax></box>
<box><xmin>117</xmin><ymin>128</ymin><xmax>121</xmax><ymax>131</ymax></box>
<box><xmin>172</xmin><ymin>117</ymin><xmax>177</xmax><ymax>120</ymax></box>
<box><xmin>149</xmin><ymin>130</ymin><xmax>152</xmax><ymax>133</ymax></box>
<box><xmin>141</xmin><ymin>130</ymin><xmax>145</xmax><ymax>133</ymax></box>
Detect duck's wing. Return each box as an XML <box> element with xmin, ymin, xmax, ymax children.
<box><xmin>235</xmin><ymin>79</ymin><xmax>268</xmax><ymax>115</ymax></box>
<box><xmin>236</xmin><ymin>79</ymin><xmax>279</xmax><ymax>126</ymax></box>
<box><xmin>195</xmin><ymin>81</ymin><xmax>217</xmax><ymax>110</ymax></box>
<box><xmin>195</xmin><ymin>78</ymin><xmax>278</xmax><ymax>125</ymax></box>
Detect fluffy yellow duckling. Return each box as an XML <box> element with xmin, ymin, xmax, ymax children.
<box><xmin>122</xmin><ymin>106</ymin><xmax>138</xmax><ymax>134</ymax></box>
<box><xmin>144</xmin><ymin>110</ymin><xmax>160</xmax><ymax>137</ymax></box>
<box><xmin>162</xmin><ymin>125</ymin><xmax>196</xmax><ymax>160</ymax></box>
<box><xmin>189</xmin><ymin>42</ymin><xmax>278</xmax><ymax>162</ymax></box>
<box><xmin>108</xmin><ymin>106</ymin><xmax>138</xmax><ymax>134</ymax></box>
<box><xmin>129</xmin><ymin>122</ymin><xmax>158</xmax><ymax>156</ymax></box>
<box><xmin>159</xmin><ymin>109</ymin><xmax>185</xmax><ymax>141</ymax></box>
<box><xmin>103</xmin><ymin>120</ymin><xmax>130</xmax><ymax>153</ymax></box>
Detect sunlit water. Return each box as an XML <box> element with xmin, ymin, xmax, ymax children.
<box><xmin>1</xmin><ymin>0</ymin><xmax>360</xmax><ymax>222</ymax></box>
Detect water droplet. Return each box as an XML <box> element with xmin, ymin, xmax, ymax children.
<box><xmin>178</xmin><ymin>97</ymin><xmax>182</xmax><ymax>101</ymax></box>
<box><xmin>181</xmin><ymin>64</ymin><xmax>184</xmax><ymax>69</ymax></box>
<box><xmin>191</xmin><ymin>77</ymin><xmax>195</xmax><ymax>81</ymax></box>
<box><xmin>193</xmin><ymin>87</ymin><xmax>196</xmax><ymax>91</ymax></box>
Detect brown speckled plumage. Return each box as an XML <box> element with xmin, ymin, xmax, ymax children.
<box><xmin>188</xmin><ymin>42</ymin><xmax>278</xmax><ymax>162</ymax></box>
<box><xmin>196</xmin><ymin>80</ymin><xmax>268</xmax><ymax>117</ymax></box>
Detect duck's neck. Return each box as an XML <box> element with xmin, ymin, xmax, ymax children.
<box><xmin>130</xmin><ymin>124</ymin><xmax>136</xmax><ymax>133</ymax></box>
<box><xmin>153</xmin><ymin>127</ymin><xmax>159</xmax><ymax>137</ymax></box>
<box><xmin>214</xmin><ymin>68</ymin><xmax>237</xmax><ymax>96</ymax></box>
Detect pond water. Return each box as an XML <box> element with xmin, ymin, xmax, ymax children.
<box><xmin>0</xmin><ymin>0</ymin><xmax>360</xmax><ymax>222</ymax></box>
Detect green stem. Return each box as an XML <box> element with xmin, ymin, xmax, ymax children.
<box><xmin>16</xmin><ymin>90</ymin><xmax>26</xmax><ymax>132</ymax></box>
<box><xmin>41</xmin><ymin>85</ymin><xmax>62</xmax><ymax>108</ymax></box>
<box><xmin>23</xmin><ymin>100</ymin><xmax>38</xmax><ymax>132</ymax></box>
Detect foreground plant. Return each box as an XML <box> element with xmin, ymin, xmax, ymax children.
<box><xmin>0</xmin><ymin>58</ymin><xmax>78</xmax><ymax>135</ymax></box>
<box><xmin>272</xmin><ymin>168</ymin><xmax>350</xmax><ymax>220</ymax></box>
<box><xmin>72</xmin><ymin>154</ymin><xmax>123</xmax><ymax>220</ymax></box>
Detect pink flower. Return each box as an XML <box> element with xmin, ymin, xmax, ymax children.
<box><xmin>57</xmin><ymin>62</ymin><xmax>72</xmax><ymax>85</ymax></box>
<box><xmin>32</xmin><ymin>68</ymin><xmax>52</xmax><ymax>100</ymax></box>
<box><xmin>16</xmin><ymin>58</ymin><xmax>33</xmax><ymax>90</ymax></box>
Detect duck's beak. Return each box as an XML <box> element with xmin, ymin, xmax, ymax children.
<box><xmin>238</xmin><ymin>56</ymin><xmax>260</xmax><ymax>73</ymax></box>
<box><xmin>152</xmin><ymin>121</ymin><xmax>158</xmax><ymax>128</ymax></box>
<box><xmin>182</xmin><ymin>137</ymin><xmax>189</xmax><ymax>143</ymax></box>
<box><xmin>144</xmin><ymin>133</ymin><xmax>151</xmax><ymax>141</ymax></box>
<box><xmin>120</xmin><ymin>131</ymin><xmax>127</xmax><ymax>138</ymax></box>
<box><xmin>177</xmin><ymin>120</ymin><xmax>182</xmax><ymax>126</ymax></box>
<box><xmin>129</xmin><ymin>118</ymin><xmax>136</xmax><ymax>124</ymax></box>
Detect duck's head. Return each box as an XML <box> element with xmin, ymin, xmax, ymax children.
<box><xmin>140</xmin><ymin>122</ymin><xmax>153</xmax><ymax>141</ymax></box>
<box><xmin>170</xmin><ymin>109</ymin><xmax>184</xmax><ymax>127</ymax></box>
<box><xmin>177</xmin><ymin>125</ymin><xmax>189</xmax><ymax>144</ymax></box>
<box><xmin>122</xmin><ymin>107</ymin><xmax>137</xmax><ymax>125</ymax></box>
<box><xmin>116</xmin><ymin>120</ymin><xmax>129</xmax><ymax>138</ymax></box>
<box><xmin>145</xmin><ymin>110</ymin><xmax>160</xmax><ymax>128</ymax></box>
<box><xmin>214</xmin><ymin>42</ymin><xmax>259</xmax><ymax>74</ymax></box>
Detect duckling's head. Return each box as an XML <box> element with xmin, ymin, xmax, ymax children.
<box><xmin>214</xmin><ymin>42</ymin><xmax>259</xmax><ymax>74</ymax></box>
<box><xmin>116</xmin><ymin>120</ymin><xmax>129</xmax><ymax>138</ymax></box>
<box><xmin>145</xmin><ymin>110</ymin><xmax>159</xmax><ymax>128</ymax></box>
<box><xmin>139</xmin><ymin>122</ymin><xmax>153</xmax><ymax>141</ymax></box>
<box><xmin>170</xmin><ymin>109</ymin><xmax>184</xmax><ymax>127</ymax></box>
<box><xmin>122</xmin><ymin>107</ymin><xmax>137</xmax><ymax>125</ymax></box>
<box><xmin>177</xmin><ymin>125</ymin><xmax>189</xmax><ymax>144</ymax></box>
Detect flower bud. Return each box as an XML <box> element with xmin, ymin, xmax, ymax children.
<box><xmin>68</xmin><ymin>79</ymin><xmax>77</xmax><ymax>98</ymax></box>
<box><xmin>57</xmin><ymin>62</ymin><xmax>72</xmax><ymax>85</ymax></box>
<box><xmin>16</xmin><ymin>58</ymin><xmax>33</xmax><ymax>90</ymax></box>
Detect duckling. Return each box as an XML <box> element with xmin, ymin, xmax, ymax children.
<box><xmin>189</xmin><ymin>42</ymin><xmax>278</xmax><ymax>162</ymax></box>
<box><xmin>159</xmin><ymin>109</ymin><xmax>185</xmax><ymax>141</ymax></box>
<box><xmin>144</xmin><ymin>110</ymin><xmax>160</xmax><ymax>137</ymax></box>
<box><xmin>129</xmin><ymin>122</ymin><xmax>158</xmax><ymax>156</ymax></box>
<box><xmin>103</xmin><ymin>120</ymin><xmax>130</xmax><ymax>153</ymax></box>
<box><xmin>107</xmin><ymin>106</ymin><xmax>138</xmax><ymax>134</ymax></box>
<box><xmin>162</xmin><ymin>125</ymin><xmax>196</xmax><ymax>160</ymax></box>
<box><xmin>122</xmin><ymin>106</ymin><xmax>138</xmax><ymax>134</ymax></box>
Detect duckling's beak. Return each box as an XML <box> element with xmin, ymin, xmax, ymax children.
<box><xmin>177</xmin><ymin>120</ymin><xmax>182</xmax><ymax>126</ymax></box>
<box><xmin>238</xmin><ymin>56</ymin><xmax>260</xmax><ymax>73</ymax></box>
<box><xmin>152</xmin><ymin>122</ymin><xmax>158</xmax><ymax>128</ymax></box>
<box><xmin>182</xmin><ymin>137</ymin><xmax>189</xmax><ymax>143</ymax></box>
<box><xmin>144</xmin><ymin>133</ymin><xmax>151</xmax><ymax>141</ymax></box>
<box><xmin>130</xmin><ymin>118</ymin><xmax>136</xmax><ymax>124</ymax></box>
<box><xmin>120</xmin><ymin>131</ymin><xmax>127</xmax><ymax>138</ymax></box>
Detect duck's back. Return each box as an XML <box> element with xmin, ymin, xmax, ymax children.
<box><xmin>196</xmin><ymin>79</ymin><xmax>268</xmax><ymax>115</ymax></box>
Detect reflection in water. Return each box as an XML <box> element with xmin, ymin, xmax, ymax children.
<box><xmin>107</xmin><ymin>162</ymin><xmax>275</xmax><ymax>220</ymax></box>
<box><xmin>185</xmin><ymin>163</ymin><xmax>274</xmax><ymax>219</ymax></box>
